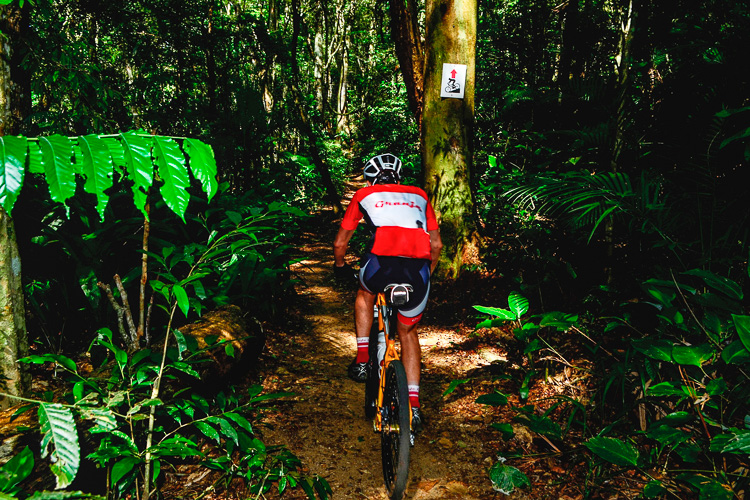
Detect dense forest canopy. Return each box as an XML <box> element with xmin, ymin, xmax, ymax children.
<box><xmin>1</xmin><ymin>0</ymin><xmax>750</xmax><ymax>498</ymax></box>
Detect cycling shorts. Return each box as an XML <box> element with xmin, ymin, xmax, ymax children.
<box><xmin>358</xmin><ymin>253</ymin><xmax>431</xmax><ymax>325</ymax></box>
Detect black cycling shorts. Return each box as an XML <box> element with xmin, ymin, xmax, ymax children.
<box><xmin>358</xmin><ymin>253</ymin><xmax>431</xmax><ymax>324</ymax></box>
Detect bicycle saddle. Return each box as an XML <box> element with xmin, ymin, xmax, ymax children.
<box><xmin>384</xmin><ymin>283</ymin><xmax>413</xmax><ymax>306</ymax></box>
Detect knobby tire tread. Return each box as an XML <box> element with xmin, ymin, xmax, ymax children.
<box><xmin>381</xmin><ymin>359</ymin><xmax>410</xmax><ymax>499</ymax></box>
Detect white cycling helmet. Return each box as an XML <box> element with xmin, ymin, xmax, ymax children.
<box><xmin>363</xmin><ymin>154</ymin><xmax>402</xmax><ymax>184</ymax></box>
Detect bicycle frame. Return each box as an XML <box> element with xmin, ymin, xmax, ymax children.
<box><xmin>373</xmin><ymin>290</ymin><xmax>412</xmax><ymax>433</ymax></box>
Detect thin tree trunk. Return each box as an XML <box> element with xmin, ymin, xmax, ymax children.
<box><xmin>388</xmin><ymin>0</ymin><xmax>424</xmax><ymax>125</ymax></box>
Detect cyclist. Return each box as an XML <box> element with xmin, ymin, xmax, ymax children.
<box><xmin>333</xmin><ymin>153</ymin><xmax>443</xmax><ymax>433</ymax></box>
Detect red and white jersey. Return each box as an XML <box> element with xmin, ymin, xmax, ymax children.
<box><xmin>341</xmin><ymin>184</ymin><xmax>438</xmax><ymax>260</ymax></box>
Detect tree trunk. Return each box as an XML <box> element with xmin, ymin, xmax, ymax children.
<box><xmin>388</xmin><ymin>0</ymin><xmax>424</xmax><ymax>125</ymax></box>
<box><xmin>0</xmin><ymin>3</ymin><xmax>31</xmax><ymax>409</ymax></box>
<box><xmin>421</xmin><ymin>0</ymin><xmax>479</xmax><ymax>278</ymax></box>
<box><xmin>0</xmin><ymin>209</ymin><xmax>30</xmax><ymax>409</ymax></box>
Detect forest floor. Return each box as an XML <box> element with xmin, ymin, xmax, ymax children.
<box><xmin>254</xmin><ymin>203</ymin><xmax>594</xmax><ymax>499</ymax></box>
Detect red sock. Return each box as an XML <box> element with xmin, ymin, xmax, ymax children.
<box><xmin>356</xmin><ymin>337</ymin><xmax>369</xmax><ymax>363</ymax></box>
<box><xmin>408</xmin><ymin>385</ymin><xmax>420</xmax><ymax>408</ymax></box>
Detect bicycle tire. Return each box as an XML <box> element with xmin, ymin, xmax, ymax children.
<box><xmin>381</xmin><ymin>360</ymin><xmax>411</xmax><ymax>499</ymax></box>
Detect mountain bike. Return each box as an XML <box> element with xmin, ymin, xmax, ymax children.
<box><xmin>363</xmin><ymin>283</ymin><xmax>413</xmax><ymax>500</ymax></box>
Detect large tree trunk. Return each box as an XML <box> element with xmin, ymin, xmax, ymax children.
<box><xmin>0</xmin><ymin>3</ymin><xmax>31</xmax><ymax>409</ymax></box>
<box><xmin>421</xmin><ymin>0</ymin><xmax>479</xmax><ymax>278</ymax></box>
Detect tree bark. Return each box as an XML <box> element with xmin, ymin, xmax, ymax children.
<box><xmin>421</xmin><ymin>0</ymin><xmax>479</xmax><ymax>278</ymax></box>
<box><xmin>388</xmin><ymin>0</ymin><xmax>425</xmax><ymax>125</ymax></box>
<box><xmin>0</xmin><ymin>3</ymin><xmax>31</xmax><ymax>409</ymax></box>
<box><xmin>0</xmin><ymin>209</ymin><xmax>30</xmax><ymax>409</ymax></box>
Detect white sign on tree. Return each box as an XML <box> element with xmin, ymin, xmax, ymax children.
<box><xmin>440</xmin><ymin>63</ymin><xmax>467</xmax><ymax>99</ymax></box>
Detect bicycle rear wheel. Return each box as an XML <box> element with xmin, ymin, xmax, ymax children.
<box><xmin>381</xmin><ymin>360</ymin><xmax>410</xmax><ymax>499</ymax></box>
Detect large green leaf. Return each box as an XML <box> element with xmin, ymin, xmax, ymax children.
<box><xmin>184</xmin><ymin>138</ymin><xmax>217</xmax><ymax>202</ymax></box>
<box><xmin>154</xmin><ymin>136</ymin><xmax>189</xmax><ymax>221</ymax></box>
<box><xmin>0</xmin><ymin>136</ymin><xmax>27</xmax><ymax>213</ymax></box>
<box><xmin>473</xmin><ymin>305</ymin><xmax>517</xmax><ymax>321</ymax></box>
<box><xmin>38</xmin><ymin>403</ymin><xmax>80</xmax><ymax>489</ymax></box>
<box><xmin>710</xmin><ymin>429</ymin><xmax>750</xmax><ymax>454</ymax></box>
<box><xmin>508</xmin><ymin>291</ymin><xmax>529</xmax><ymax>319</ymax></box>
<box><xmin>671</xmin><ymin>344</ymin><xmax>715</xmax><ymax>367</ymax></box>
<box><xmin>631</xmin><ymin>337</ymin><xmax>674</xmax><ymax>362</ymax></box>
<box><xmin>683</xmin><ymin>269</ymin><xmax>743</xmax><ymax>300</ymax></box>
<box><xmin>0</xmin><ymin>446</ymin><xmax>34</xmax><ymax>494</ymax></box>
<box><xmin>721</xmin><ymin>340</ymin><xmax>750</xmax><ymax>365</ymax></box>
<box><xmin>585</xmin><ymin>436</ymin><xmax>639</xmax><ymax>467</ymax></box>
<box><xmin>78</xmin><ymin>135</ymin><xmax>114</xmax><ymax>221</ymax></box>
<box><xmin>732</xmin><ymin>315</ymin><xmax>750</xmax><ymax>354</ymax></box>
<box><xmin>27</xmin><ymin>141</ymin><xmax>44</xmax><ymax>174</ymax></box>
<box><xmin>40</xmin><ymin>135</ymin><xmax>76</xmax><ymax>211</ymax></box>
<box><xmin>118</xmin><ymin>132</ymin><xmax>154</xmax><ymax>218</ymax></box>
<box><xmin>489</xmin><ymin>461</ymin><xmax>530</xmax><ymax>494</ymax></box>
<box><xmin>475</xmin><ymin>391</ymin><xmax>509</xmax><ymax>406</ymax></box>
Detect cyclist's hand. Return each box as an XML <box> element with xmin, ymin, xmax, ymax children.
<box><xmin>333</xmin><ymin>263</ymin><xmax>356</xmax><ymax>284</ymax></box>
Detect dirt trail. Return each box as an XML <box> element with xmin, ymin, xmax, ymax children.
<box><xmin>258</xmin><ymin>209</ymin><xmax>508</xmax><ymax>499</ymax></box>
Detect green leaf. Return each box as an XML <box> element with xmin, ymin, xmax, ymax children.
<box><xmin>224</xmin><ymin>412</ymin><xmax>253</xmax><ymax>434</ymax></box>
<box><xmin>647</xmin><ymin>381</ymin><xmax>685</xmax><ymax>397</ymax></box>
<box><xmin>538</xmin><ymin>311</ymin><xmax>578</xmax><ymax>331</ymax></box>
<box><xmin>172</xmin><ymin>284</ymin><xmax>189</xmax><ymax>317</ymax></box>
<box><xmin>475</xmin><ymin>392</ymin><xmax>508</xmax><ymax>406</ymax></box>
<box><xmin>0</xmin><ymin>446</ymin><xmax>34</xmax><ymax>494</ymax></box>
<box><xmin>194</xmin><ymin>421</ymin><xmax>221</xmax><ymax>444</ymax></box>
<box><xmin>585</xmin><ymin>436</ymin><xmax>639</xmax><ymax>467</ymax></box>
<box><xmin>655</xmin><ymin>411</ymin><xmax>693</xmax><ymax>427</ymax></box>
<box><xmin>733</xmin><ymin>315</ymin><xmax>750</xmax><ymax>354</ymax></box>
<box><xmin>118</xmin><ymin>132</ymin><xmax>154</xmax><ymax>218</ymax></box>
<box><xmin>683</xmin><ymin>269</ymin><xmax>743</xmax><ymax>300</ymax></box>
<box><xmin>38</xmin><ymin>403</ymin><xmax>80</xmax><ymax>488</ymax></box>
<box><xmin>706</xmin><ymin>378</ymin><xmax>727</xmax><ymax>396</ymax></box>
<box><xmin>647</xmin><ymin>424</ymin><xmax>691</xmax><ymax>448</ymax></box>
<box><xmin>208</xmin><ymin>417</ymin><xmax>239</xmax><ymax>445</ymax></box>
<box><xmin>184</xmin><ymin>139</ymin><xmax>217</xmax><ymax>202</ymax></box>
<box><xmin>78</xmin><ymin>135</ymin><xmax>114</xmax><ymax>221</ymax></box>
<box><xmin>507</xmin><ymin>292</ymin><xmax>528</xmax><ymax>319</ymax></box>
<box><xmin>78</xmin><ymin>408</ymin><xmax>117</xmax><ymax>433</ymax></box>
<box><xmin>490</xmin><ymin>422</ymin><xmax>514</xmax><ymax>440</ymax></box>
<box><xmin>631</xmin><ymin>337</ymin><xmax>674</xmax><ymax>362</ymax></box>
<box><xmin>643</xmin><ymin>480</ymin><xmax>667</xmax><ymax>498</ymax></box>
<box><xmin>722</xmin><ymin>340</ymin><xmax>750</xmax><ymax>365</ymax></box>
<box><xmin>442</xmin><ymin>378</ymin><xmax>470</xmax><ymax>397</ymax></box>
<box><xmin>488</xmin><ymin>461</ymin><xmax>530</xmax><ymax>494</ymax></box>
<box><xmin>110</xmin><ymin>457</ymin><xmax>140</xmax><ymax>488</ymax></box>
<box><xmin>40</xmin><ymin>135</ymin><xmax>76</xmax><ymax>212</ymax></box>
<box><xmin>473</xmin><ymin>305</ymin><xmax>516</xmax><ymax>321</ymax></box>
<box><xmin>671</xmin><ymin>344</ymin><xmax>715</xmax><ymax>367</ymax></box>
<box><xmin>710</xmin><ymin>429</ymin><xmax>750</xmax><ymax>454</ymax></box>
<box><xmin>698</xmin><ymin>479</ymin><xmax>733</xmax><ymax>500</ymax></box>
<box><xmin>515</xmin><ymin>413</ymin><xmax>561</xmax><ymax>439</ymax></box>
<box><xmin>0</xmin><ymin>136</ymin><xmax>27</xmax><ymax>213</ymax></box>
<box><xmin>154</xmin><ymin>136</ymin><xmax>189</xmax><ymax>221</ymax></box>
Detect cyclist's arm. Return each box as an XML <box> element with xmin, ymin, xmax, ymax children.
<box><xmin>428</xmin><ymin>229</ymin><xmax>443</xmax><ymax>272</ymax></box>
<box><xmin>334</xmin><ymin>226</ymin><xmax>356</xmax><ymax>266</ymax></box>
